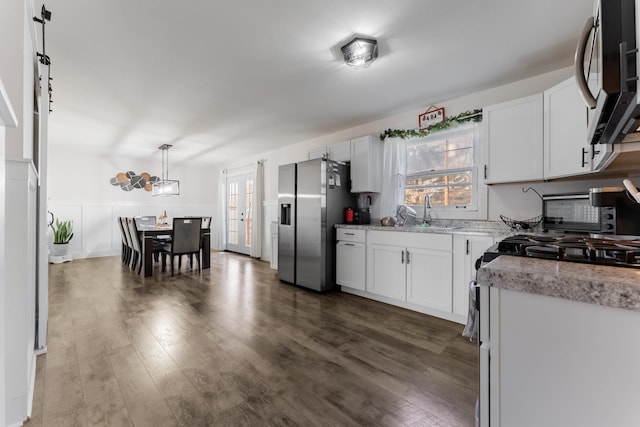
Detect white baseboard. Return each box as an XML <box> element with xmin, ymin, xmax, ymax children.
<box><xmin>340</xmin><ymin>286</ymin><xmax>466</xmax><ymax>325</ymax></box>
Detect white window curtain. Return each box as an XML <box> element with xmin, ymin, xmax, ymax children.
<box><xmin>216</xmin><ymin>169</ymin><xmax>227</xmax><ymax>250</ymax></box>
<box><xmin>379</xmin><ymin>137</ymin><xmax>408</xmax><ymax>218</ymax></box>
<box><xmin>250</xmin><ymin>160</ymin><xmax>264</xmax><ymax>258</ymax></box>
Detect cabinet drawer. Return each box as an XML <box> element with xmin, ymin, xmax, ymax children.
<box><xmin>368</xmin><ymin>230</ymin><xmax>452</xmax><ymax>250</ymax></box>
<box><xmin>337</xmin><ymin>228</ymin><xmax>366</xmax><ymax>243</ymax></box>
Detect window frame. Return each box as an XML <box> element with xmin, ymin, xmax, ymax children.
<box><xmin>404</xmin><ymin>123</ymin><xmax>487</xmax><ymax>220</ymax></box>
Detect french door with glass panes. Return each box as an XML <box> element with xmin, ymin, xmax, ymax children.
<box><xmin>226</xmin><ymin>172</ymin><xmax>254</xmax><ymax>255</ymax></box>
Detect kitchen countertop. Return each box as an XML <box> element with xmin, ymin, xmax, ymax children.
<box><xmin>336</xmin><ymin>222</ymin><xmax>512</xmax><ymax>237</ymax></box>
<box><xmin>477</xmin><ymin>255</ymin><xmax>640</xmax><ymax>312</ymax></box>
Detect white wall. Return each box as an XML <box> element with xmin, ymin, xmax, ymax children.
<box><xmin>220</xmin><ymin>67</ymin><xmax>576</xmax><ymax>203</ymax></box>
<box><xmin>0</xmin><ymin>1</ymin><xmax>30</xmax><ymax>161</ymax></box>
<box><xmin>47</xmin><ymin>150</ymin><xmax>218</xmax><ymax>258</ymax></box>
<box><xmin>49</xmin><ymin>65</ymin><xmax>640</xmax><ymax>262</ymax></box>
<box><xmin>213</xmin><ymin>65</ymin><xmax>640</xmax><ymax>255</ymax></box>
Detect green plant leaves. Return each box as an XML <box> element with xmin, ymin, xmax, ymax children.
<box><xmin>380</xmin><ymin>109</ymin><xmax>483</xmax><ymax>141</ymax></box>
<box><xmin>50</xmin><ymin>219</ymin><xmax>73</xmax><ymax>244</ymax></box>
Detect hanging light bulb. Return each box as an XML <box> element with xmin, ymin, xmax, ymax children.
<box><xmin>152</xmin><ymin>144</ymin><xmax>180</xmax><ymax>196</ymax></box>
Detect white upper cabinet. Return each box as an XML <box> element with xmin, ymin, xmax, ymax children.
<box><xmin>543</xmin><ymin>77</ymin><xmax>591</xmax><ymax>179</ymax></box>
<box><xmin>308</xmin><ymin>146</ymin><xmax>326</xmax><ymax>160</ymax></box>
<box><xmin>328</xmin><ymin>140</ymin><xmax>351</xmax><ymax>162</ymax></box>
<box><xmin>350</xmin><ymin>135</ymin><xmax>383</xmax><ymax>193</ymax></box>
<box><xmin>309</xmin><ymin>140</ymin><xmax>352</xmax><ymax>162</ymax></box>
<box><xmin>482</xmin><ymin>94</ymin><xmax>544</xmax><ymax>184</ymax></box>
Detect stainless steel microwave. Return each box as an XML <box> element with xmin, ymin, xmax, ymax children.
<box><xmin>575</xmin><ymin>0</ymin><xmax>637</xmax><ymax>146</ymax></box>
<box><xmin>542</xmin><ymin>192</ymin><xmax>615</xmax><ymax>234</ymax></box>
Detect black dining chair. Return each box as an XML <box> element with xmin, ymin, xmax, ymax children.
<box><xmin>161</xmin><ymin>217</ymin><xmax>202</xmax><ymax>275</ymax></box>
<box><xmin>117</xmin><ymin>217</ymin><xmax>131</xmax><ymax>266</ymax></box>
<box><xmin>201</xmin><ymin>216</ymin><xmax>212</xmax><ymax>229</ymax></box>
<box><xmin>127</xmin><ymin>217</ymin><xmax>164</xmax><ymax>274</ymax></box>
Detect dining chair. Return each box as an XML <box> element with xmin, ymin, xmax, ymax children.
<box><xmin>127</xmin><ymin>217</ymin><xmax>164</xmax><ymax>274</ymax></box>
<box><xmin>121</xmin><ymin>217</ymin><xmax>135</xmax><ymax>268</ymax></box>
<box><xmin>201</xmin><ymin>216</ymin><xmax>212</xmax><ymax>229</ymax></box>
<box><xmin>117</xmin><ymin>217</ymin><xmax>130</xmax><ymax>265</ymax></box>
<box><xmin>184</xmin><ymin>216</ymin><xmax>211</xmax><ymax>267</ymax></box>
<box><xmin>161</xmin><ymin>217</ymin><xmax>202</xmax><ymax>275</ymax></box>
<box><xmin>126</xmin><ymin>218</ymin><xmax>143</xmax><ymax>273</ymax></box>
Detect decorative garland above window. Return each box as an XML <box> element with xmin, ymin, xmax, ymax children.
<box><xmin>380</xmin><ymin>108</ymin><xmax>483</xmax><ymax>141</ymax></box>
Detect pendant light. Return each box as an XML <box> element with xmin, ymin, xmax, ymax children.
<box><xmin>152</xmin><ymin>144</ymin><xmax>180</xmax><ymax>196</ymax></box>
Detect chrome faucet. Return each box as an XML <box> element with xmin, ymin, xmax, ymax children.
<box><xmin>422</xmin><ymin>193</ymin><xmax>432</xmax><ymax>224</ymax></box>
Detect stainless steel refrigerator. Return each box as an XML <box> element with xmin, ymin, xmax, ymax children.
<box><xmin>278</xmin><ymin>158</ymin><xmax>355</xmax><ymax>292</ymax></box>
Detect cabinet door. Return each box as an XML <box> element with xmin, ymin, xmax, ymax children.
<box><xmin>336</xmin><ymin>241</ymin><xmax>365</xmax><ymax>290</ymax></box>
<box><xmin>406</xmin><ymin>247</ymin><xmax>452</xmax><ymax>312</ymax></box>
<box><xmin>350</xmin><ymin>135</ymin><xmax>383</xmax><ymax>193</ymax></box>
<box><xmin>543</xmin><ymin>77</ymin><xmax>591</xmax><ymax>179</ymax></box>
<box><xmin>483</xmin><ymin>94</ymin><xmax>544</xmax><ymax>183</ymax></box>
<box><xmin>452</xmin><ymin>235</ymin><xmax>494</xmax><ymax>317</ymax></box>
<box><xmin>308</xmin><ymin>146</ymin><xmax>326</xmax><ymax>160</ymax></box>
<box><xmin>328</xmin><ymin>140</ymin><xmax>351</xmax><ymax>162</ymax></box>
<box><xmin>367</xmin><ymin>243</ymin><xmax>406</xmax><ymax>300</ymax></box>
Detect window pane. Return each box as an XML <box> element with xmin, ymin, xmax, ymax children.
<box><xmin>404</xmin><ymin>172</ymin><xmax>473</xmax><ymax>207</ymax></box>
<box><xmin>405</xmin><ymin>186</ymin><xmax>472</xmax><ymax>207</ymax></box>
<box><xmin>406</xmin><ymin>172</ymin><xmax>472</xmax><ymax>187</ymax></box>
<box><xmin>228</xmin><ymin>181</ymin><xmax>239</xmax><ymax>245</ymax></box>
<box><xmin>407</xmin><ymin>134</ymin><xmax>474</xmax><ymax>175</ymax></box>
<box><xmin>245</xmin><ymin>179</ymin><xmax>253</xmax><ymax>247</ymax></box>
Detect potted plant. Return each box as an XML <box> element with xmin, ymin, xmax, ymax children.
<box><xmin>50</xmin><ymin>218</ymin><xmax>74</xmax><ymax>257</ymax></box>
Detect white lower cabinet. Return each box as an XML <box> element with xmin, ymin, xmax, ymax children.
<box><xmin>336</xmin><ymin>241</ymin><xmax>366</xmax><ymax>290</ymax></box>
<box><xmin>336</xmin><ymin>228</ymin><xmax>366</xmax><ymax>291</ymax></box>
<box><xmin>338</xmin><ymin>228</ymin><xmax>497</xmax><ymax>323</ymax></box>
<box><xmin>452</xmin><ymin>234</ymin><xmax>495</xmax><ymax>317</ymax></box>
<box><xmin>488</xmin><ymin>287</ymin><xmax>640</xmax><ymax>427</ymax></box>
<box><xmin>368</xmin><ymin>243</ymin><xmax>406</xmax><ymax>300</ymax></box>
<box><xmin>365</xmin><ymin>230</ymin><xmax>454</xmax><ymax>317</ymax></box>
<box><xmin>406</xmin><ymin>247</ymin><xmax>453</xmax><ymax>312</ymax></box>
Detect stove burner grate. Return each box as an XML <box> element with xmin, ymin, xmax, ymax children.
<box><xmin>493</xmin><ymin>234</ymin><xmax>640</xmax><ymax>268</ymax></box>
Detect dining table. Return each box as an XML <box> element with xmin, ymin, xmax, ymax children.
<box><xmin>138</xmin><ymin>224</ymin><xmax>211</xmax><ymax>277</ymax></box>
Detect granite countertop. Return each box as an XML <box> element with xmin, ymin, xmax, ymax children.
<box><xmin>477</xmin><ymin>255</ymin><xmax>640</xmax><ymax>312</ymax></box>
<box><xmin>336</xmin><ymin>222</ymin><xmax>511</xmax><ymax>238</ymax></box>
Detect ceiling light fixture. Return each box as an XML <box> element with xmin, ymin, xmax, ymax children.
<box><xmin>152</xmin><ymin>144</ymin><xmax>180</xmax><ymax>196</ymax></box>
<box><xmin>341</xmin><ymin>37</ymin><xmax>378</xmax><ymax>68</ymax></box>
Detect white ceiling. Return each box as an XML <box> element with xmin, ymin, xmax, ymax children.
<box><xmin>37</xmin><ymin>0</ymin><xmax>593</xmax><ymax>166</ymax></box>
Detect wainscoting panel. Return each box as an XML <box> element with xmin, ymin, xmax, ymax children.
<box><xmin>48</xmin><ymin>203</ymin><xmax>215</xmax><ymax>259</ymax></box>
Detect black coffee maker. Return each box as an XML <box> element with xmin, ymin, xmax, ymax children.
<box><xmin>589</xmin><ymin>186</ymin><xmax>640</xmax><ymax>236</ymax></box>
<box><xmin>354</xmin><ymin>195</ymin><xmax>372</xmax><ymax>225</ymax></box>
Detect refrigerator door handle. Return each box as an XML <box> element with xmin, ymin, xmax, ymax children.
<box><xmin>401</xmin><ymin>249</ymin><xmax>405</xmax><ymax>264</ymax></box>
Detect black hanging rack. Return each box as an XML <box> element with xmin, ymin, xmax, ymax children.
<box><xmin>33</xmin><ymin>5</ymin><xmax>53</xmax><ymax>112</ymax></box>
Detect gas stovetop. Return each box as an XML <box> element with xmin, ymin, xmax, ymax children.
<box><xmin>485</xmin><ymin>234</ymin><xmax>640</xmax><ymax>268</ymax></box>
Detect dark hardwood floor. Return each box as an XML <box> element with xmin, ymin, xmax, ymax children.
<box><xmin>26</xmin><ymin>251</ymin><xmax>478</xmax><ymax>426</ymax></box>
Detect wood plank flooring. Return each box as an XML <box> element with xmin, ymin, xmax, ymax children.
<box><xmin>26</xmin><ymin>252</ymin><xmax>478</xmax><ymax>426</ymax></box>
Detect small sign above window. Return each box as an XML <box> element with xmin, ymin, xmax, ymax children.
<box><xmin>419</xmin><ymin>106</ymin><xmax>445</xmax><ymax>130</ymax></box>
